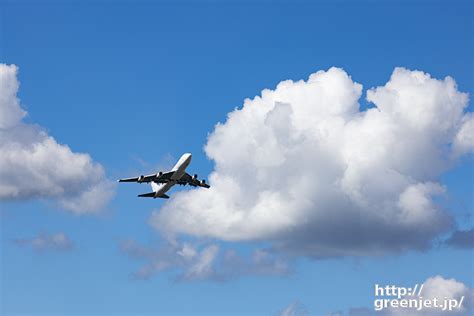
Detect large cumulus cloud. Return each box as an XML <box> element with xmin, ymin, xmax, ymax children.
<box><xmin>0</xmin><ymin>64</ymin><xmax>114</xmax><ymax>214</ymax></box>
<box><xmin>150</xmin><ymin>67</ymin><xmax>472</xmax><ymax>257</ymax></box>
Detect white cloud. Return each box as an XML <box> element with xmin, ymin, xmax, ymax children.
<box><xmin>0</xmin><ymin>64</ymin><xmax>26</xmax><ymax>129</ymax></box>
<box><xmin>0</xmin><ymin>64</ymin><xmax>115</xmax><ymax>214</ymax></box>
<box><xmin>150</xmin><ymin>67</ymin><xmax>472</xmax><ymax>257</ymax></box>
<box><xmin>120</xmin><ymin>239</ymin><xmax>290</xmax><ymax>281</ymax></box>
<box><xmin>453</xmin><ymin>113</ymin><xmax>474</xmax><ymax>156</ymax></box>
<box><xmin>320</xmin><ymin>276</ymin><xmax>473</xmax><ymax>316</ymax></box>
<box><xmin>418</xmin><ymin>276</ymin><xmax>473</xmax><ymax>314</ymax></box>
<box><xmin>384</xmin><ymin>275</ymin><xmax>473</xmax><ymax>315</ymax></box>
<box><xmin>182</xmin><ymin>244</ymin><xmax>219</xmax><ymax>280</ymax></box>
<box><xmin>278</xmin><ymin>301</ymin><xmax>308</xmax><ymax>316</ymax></box>
<box><xmin>13</xmin><ymin>232</ymin><xmax>74</xmax><ymax>251</ymax></box>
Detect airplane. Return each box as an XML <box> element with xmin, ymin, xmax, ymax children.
<box><xmin>118</xmin><ymin>153</ymin><xmax>210</xmax><ymax>199</ymax></box>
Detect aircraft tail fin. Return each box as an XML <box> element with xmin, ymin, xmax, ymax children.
<box><xmin>138</xmin><ymin>192</ymin><xmax>169</xmax><ymax>199</ymax></box>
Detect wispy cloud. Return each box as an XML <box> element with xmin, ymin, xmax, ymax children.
<box><xmin>445</xmin><ymin>229</ymin><xmax>474</xmax><ymax>249</ymax></box>
<box><xmin>13</xmin><ymin>232</ymin><xmax>74</xmax><ymax>252</ymax></box>
<box><xmin>277</xmin><ymin>301</ymin><xmax>308</xmax><ymax>316</ymax></box>
<box><xmin>120</xmin><ymin>239</ymin><xmax>290</xmax><ymax>282</ymax></box>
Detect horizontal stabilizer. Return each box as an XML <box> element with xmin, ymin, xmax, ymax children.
<box><xmin>138</xmin><ymin>192</ymin><xmax>169</xmax><ymax>199</ymax></box>
<box><xmin>138</xmin><ymin>192</ymin><xmax>155</xmax><ymax>198</ymax></box>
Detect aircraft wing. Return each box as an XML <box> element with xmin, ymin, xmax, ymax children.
<box><xmin>118</xmin><ymin>171</ymin><xmax>174</xmax><ymax>183</ymax></box>
<box><xmin>118</xmin><ymin>173</ymin><xmax>156</xmax><ymax>183</ymax></box>
<box><xmin>179</xmin><ymin>172</ymin><xmax>210</xmax><ymax>188</ymax></box>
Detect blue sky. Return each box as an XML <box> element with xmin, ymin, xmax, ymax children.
<box><xmin>1</xmin><ymin>1</ymin><xmax>473</xmax><ymax>315</ymax></box>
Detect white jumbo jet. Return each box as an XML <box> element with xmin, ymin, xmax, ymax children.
<box><xmin>118</xmin><ymin>153</ymin><xmax>210</xmax><ymax>199</ymax></box>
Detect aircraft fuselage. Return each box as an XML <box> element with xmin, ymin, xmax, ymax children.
<box><xmin>151</xmin><ymin>153</ymin><xmax>192</xmax><ymax>197</ymax></box>
<box><xmin>118</xmin><ymin>152</ymin><xmax>209</xmax><ymax>199</ymax></box>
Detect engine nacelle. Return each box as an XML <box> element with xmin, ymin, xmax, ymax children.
<box><xmin>138</xmin><ymin>175</ymin><xmax>145</xmax><ymax>183</ymax></box>
<box><xmin>157</xmin><ymin>171</ymin><xmax>163</xmax><ymax>178</ymax></box>
<box><xmin>193</xmin><ymin>174</ymin><xmax>198</xmax><ymax>179</ymax></box>
<box><xmin>201</xmin><ymin>179</ymin><xmax>206</xmax><ymax>185</ymax></box>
